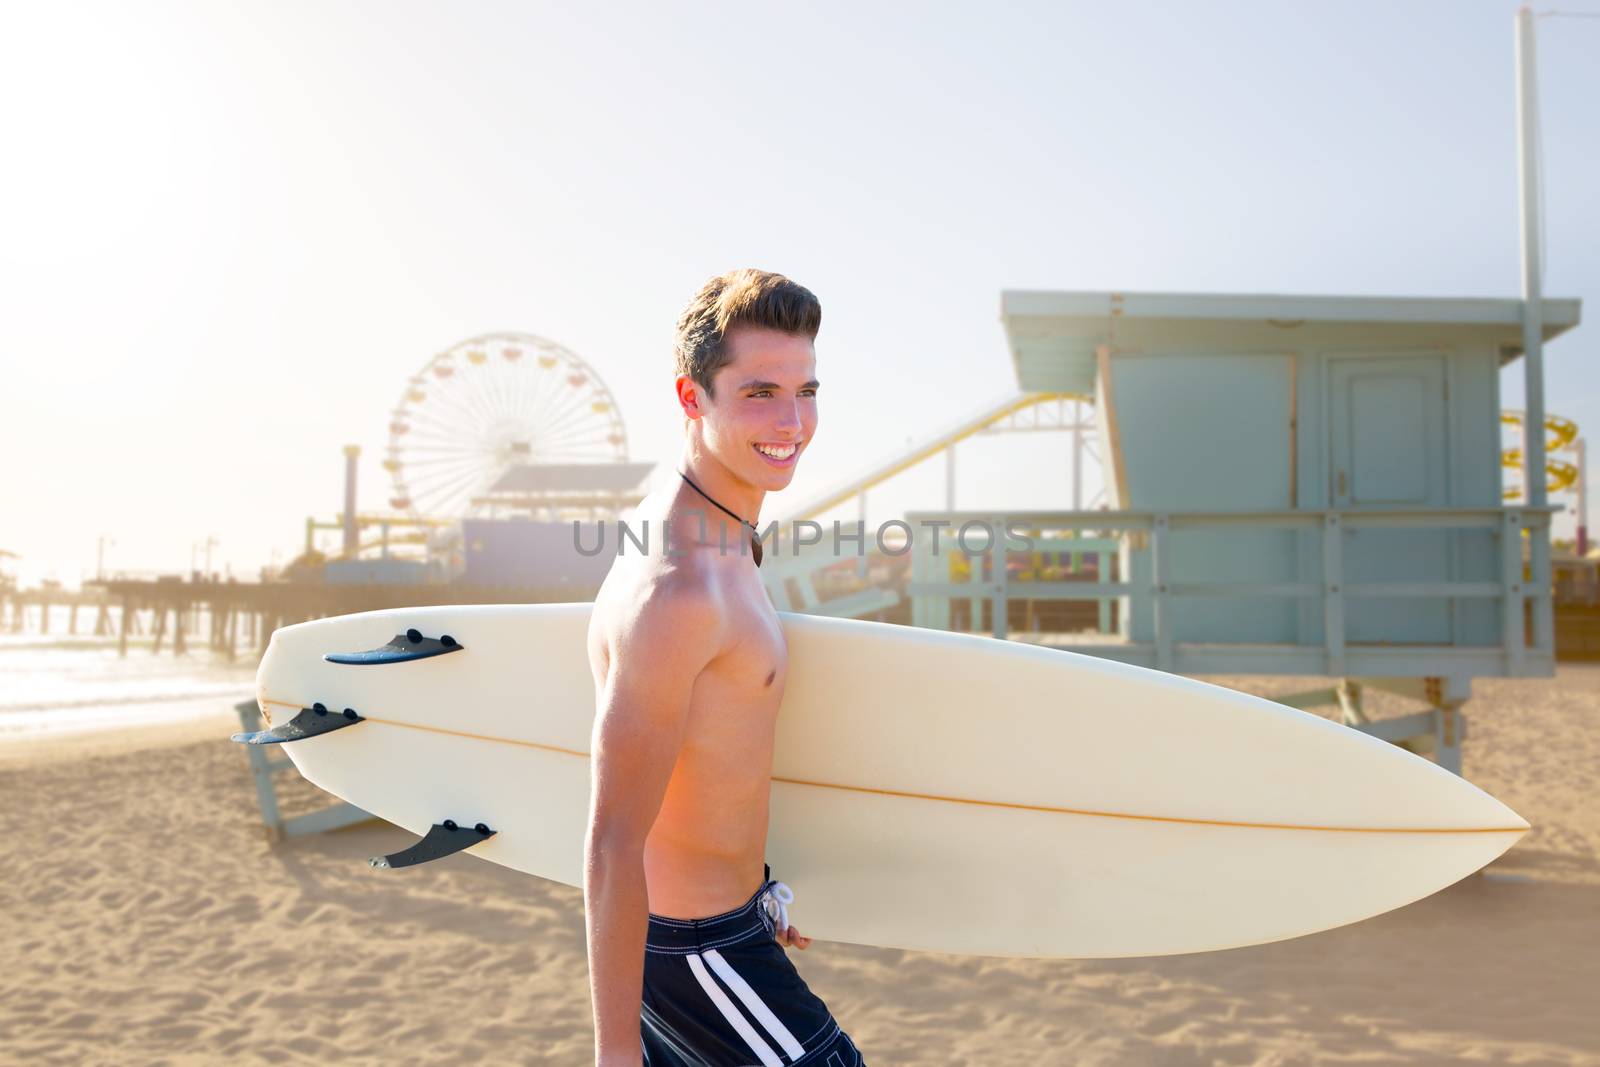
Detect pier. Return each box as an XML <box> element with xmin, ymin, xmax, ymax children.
<box><xmin>1</xmin><ymin>578</ymin><xmax>600</xmax><ymax>660</ymax></box>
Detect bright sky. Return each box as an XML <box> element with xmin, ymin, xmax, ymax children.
<box><xmin>2</xmin><ymin>1</ymin><xmax>1596</xmax><ymax>588</ymax></box>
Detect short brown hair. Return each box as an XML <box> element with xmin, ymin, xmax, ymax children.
<box><xmin>674</xmin><ymin>269</ymin><xmax>821</xmax><ymax>398</ymax></box>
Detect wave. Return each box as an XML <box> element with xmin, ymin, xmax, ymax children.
<box><xmin>0</xmin><ymin>686</ymin><xmax>252</xmax><ymax>715</ymax></box>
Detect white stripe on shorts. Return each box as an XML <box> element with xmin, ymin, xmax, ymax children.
<box><xmin>685</xmin><ymin>953</ymin><xmax>782</xmax><ymax>1067</ymax></box>
<box><xmin>702</xmin><ymin>948</ymin><xmax>807</xmax><ymax>1060</ymax></box>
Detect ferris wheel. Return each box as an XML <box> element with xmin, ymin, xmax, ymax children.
<box><xmin>384</xmin><ymin>332</ymin><xmax>629</xmax><ymax>520</ymax></box>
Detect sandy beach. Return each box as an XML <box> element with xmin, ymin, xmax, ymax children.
<box><xmin>2</xmin><ymin>666</ymin><xmax>1597</xmax><ymax>1066</ymax></box>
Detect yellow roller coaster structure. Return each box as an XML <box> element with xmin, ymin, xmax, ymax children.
<box><xmin>1500</xmin><ymin>410</ymin><xmax>1580</xmax><ymax>500</ymax></box>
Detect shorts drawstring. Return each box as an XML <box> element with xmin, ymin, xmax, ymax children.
<box><xmin>759</xmin><ymin>879</ymin><xmax>795</xmax><ymax>936</ymax></box>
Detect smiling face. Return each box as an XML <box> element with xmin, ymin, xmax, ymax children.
<box><xmin>682</xmin><ymin>325</ymin><xmax>818</xmax><ymax>492</ymax></box>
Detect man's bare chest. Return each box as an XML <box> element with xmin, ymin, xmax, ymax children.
<box><xmin>704</xmin><ymin>589</ymin><xmax>788</xmax><ymax>702</ymax></box>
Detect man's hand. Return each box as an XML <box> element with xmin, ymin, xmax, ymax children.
<box><xmin>776</xmin><ymin>924</ymin><xmax>812</xmax><ymax>950</ymax></box>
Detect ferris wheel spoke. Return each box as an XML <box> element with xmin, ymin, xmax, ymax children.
<box><xmin>401</xmin><ymin>454</ymin><xmax>497</xmax><ymax>474</ymax></box>
<box><xmin>519</xmin><ymin>401</ymin><xmax>597</xmax><ymax>457</ymax></box>
<box><xmin>525</xmin><ymin>374</ymin><xmax>568</xmax><ymax>439</ymax></box>
<box><xmin>540</xmin><ymin>441</ymin><xmax>620</xmax><ymax>460</ymax></box>
<box><xmin>544</xmin><ymin>387</ymin><xmax>593</xmax><ymax>428</ymax></box>
<box><xmin>533</xmin><ymin>351</ymin><xmax>582</xmax><ymax>419</ymax></box>
<box><xmin>404</xmin><ymin>417</ymin><xmax>492</xmax><ymax>449</ymax></box>
<box><xmin>430</xmin><ymin>356</ymin><xmax>505</xmax><ymax>431</ymax></box>
<box><xmin>399</xmin><ymin>437</ymin><xmax>494</xmax><ymax>456</ymax></box>
<box><xmin>409</xmin><ymin>467</ymin><xmax>484</xmax><ymax>496</ymax></box>
<box><xmin>404</xmin><ymin>480</ymin><xmax>484</xmax><ymax>507</ymax></box>
<box><xmin>400</xmin><ymin>412</ymin><xmax>480</xmax><ymax>441</ymax></box>
<box><xmin>534</xmin><ymin>435</ymin><xmax>621</xmax><ymax>464</ymax></box>
<box><xmin>406</xmin><ymin>451</ymin><xmax>491</xmax><ymax>480</ymax></box>
<box><xmin>401</xmin><ymin>410</ymin><xmax>488</xmax><ymax>454</ymax></box>
<box><xmin>400</xmin><ymin>433</ymin><xmax>493</xmax><ymax>452</ymax></box>
<box><xmin>411</xmin><ymin>397</ymin><xmax>502</xmax><ymax>436</ymax></box>
<box><xmin>404</xmin><ymin>442</ymin><xmax>490</xmax><ymax>465</ymax></box>
<box><xmin>474</xmin><ymin>353</ymin><xmax>512</xmax><ymax>424</ymax></box>
<box><xmin>493</xmin><ymin>352</ymin><xmax>527</xmax><ymax>423</ymax></box>
<box><xmin>412</xmin><ymin>377</ymin><xmax>495</xmax><ymax>431</ymax></box>
<box><xmin>508</xmin><ymin>348</ymin><xmax>544</xmax><ymax>427</ymax></box>
<box><xmin>538</xmin><ymin>413</ymin><xmax>616</xmax><ymax>446</ymax></box>
<box><xmin>537</xmin><ymin>394</ymin><xmax>601</xmax><ymax>444</ymax></box>
<box><xmin>533</xmin><ymin>431</ymin><xmax>612</xmax><ymax>459</ymax></box>
<box><xmin>434</xmin><ymin>374</ymin><xmax>503</xmax><ymax>436</ymax></box>
<box><xmin>518</xmin><ymin>368</ymin><xmax>558</xmax><ymax>440</ymax></box>
<box><xmin>531</xmin><ymin>420</ymin><xmax>595</xmax><ymax>457</ymax></box>
<box><xmin>404</xmin><ymin>458</ymin><xmax>493</xmax><ymax>487</ymax></box>
<box><xmin>532</xmin><ymin>351</ymin><xmax>589</xmax><ymax>420</ymax></box>
<box><xmin>470</xmin><ymin>353</ymin><xmax>521</xmax><ymax>426</ymax></box>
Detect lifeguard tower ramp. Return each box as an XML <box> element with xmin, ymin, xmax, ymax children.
<box><xmin>910</xmin><ymin>290</ymin><xmax>1581</xmax><ymax>773</ymax></box>
<box><xmin>768</xmin><ymin>392</ymin><xmax>1093</xmax><ymax>620</ymax></box>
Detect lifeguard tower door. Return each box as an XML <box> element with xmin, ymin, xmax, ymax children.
<box><xmin>1328</xmin><ymin>353</ymin><xmax>1451</xmax><ymax>644</ymax></box>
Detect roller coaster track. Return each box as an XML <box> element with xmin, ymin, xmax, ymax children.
<box><xmin>782</xmin><ymin>392</ymin><xmax>1088</xmax><ymax>521</ymax></box>
<box><xmin>1501</xmin><ymin>409</ymin><xmax>1581</xmax><ymax>500</ymax></box>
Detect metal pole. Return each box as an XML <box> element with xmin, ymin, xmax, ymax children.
<box><xmin>343</xmin><ymin>445</ymin><xmax>361</xmax><ymax>558</ymax></box>
<box><xmin>945</xmin><ymin>444</ymin><xmax>955</xmax><ymax>511</ymax></box>
<box><xmin>1515</xmin><ymin>5</ymin><xmax>1548</xmax><ymax>510</ymax></box>
<box><xmin>1072</xmin><ymin>399</ymin><xmax>1084</xmax><ymax>511</ymax></box>
<box><xmin>1577</xmin><ymin>436</ymin><xmax>1589</xmax><ymax>557</ymax></box>
<box><xmin>857</xmin><ymin>491</ymin><xmax>868</xmax><ymax>578</ymax></box>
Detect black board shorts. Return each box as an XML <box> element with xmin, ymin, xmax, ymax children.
<box><xmin>641</xmin><ymin>873</ymin><xmax>865</xmax><ymax>1066</ymax></box>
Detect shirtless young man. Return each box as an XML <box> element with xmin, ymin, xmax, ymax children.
<box><xmin>584</xmin><ymin>270</ymin><xmax>865</xmax><ymax>1067</ymax></box>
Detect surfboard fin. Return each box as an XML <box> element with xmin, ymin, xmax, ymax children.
<box><xmin>231</xmin><ymin>704</ymin><xmax>365</xmax><ymax>744</ymax></box>
<box><xmin>369</xmin><ymin>820</ymin><xmax>497</xmax><ymax>869</ymax></box>
<box><xmin>324</xmin><ymin>629</ymin><xmax>464</xmax><ymax>665</ymax></box>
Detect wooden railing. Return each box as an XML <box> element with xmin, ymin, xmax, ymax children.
<box><xmin>906</xmin><ymin>507</ymin><xmax>1555</xmax><ymax>679</ymax></box>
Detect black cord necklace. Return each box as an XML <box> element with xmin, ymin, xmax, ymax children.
<box><xmin>677</xmin><ymin>470</ymin><xmax>762</xmax><ymax>566</ymax></box>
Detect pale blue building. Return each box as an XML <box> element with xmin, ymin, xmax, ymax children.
<box><xmin>908</xmin><ymin>291</ymin><xmax>1582</xmax><ymax>773</ymax></box>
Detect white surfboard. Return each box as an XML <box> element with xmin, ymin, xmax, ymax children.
<box><xmin>246</xmin><ymin>603</ymin><xmax>1526</xmax><ymax>959</ymax></box>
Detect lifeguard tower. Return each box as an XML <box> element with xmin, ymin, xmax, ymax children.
<box><xmin>908</xmin><ymin>291</ymin><xmax>1582</xmax><ymax>774</ymax></box>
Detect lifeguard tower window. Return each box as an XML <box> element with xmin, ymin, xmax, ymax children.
<box><xmin>1330</xmin><ymin>353</ymin><xmax>1453</xmax><ymax>645</ymax></box>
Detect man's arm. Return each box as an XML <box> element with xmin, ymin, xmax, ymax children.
<box><xmin>585</xmin><ymin>582</ymin><xmax>722</xmax><ymax>1067</ymax></box>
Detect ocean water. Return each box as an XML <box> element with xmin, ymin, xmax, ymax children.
<box><xmin>0</xmin><ymin>605</ymin><xmax>257</xmax><ymax>739</ymax></box>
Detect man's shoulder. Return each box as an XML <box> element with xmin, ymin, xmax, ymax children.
<box><xmin>597</xmin><ymin>554</ymin><xmax>724</xmax><ymax>644</ymax></box>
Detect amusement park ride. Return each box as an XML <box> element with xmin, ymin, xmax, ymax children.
<box><xmin>304</xmin><ymin>332</ymin><xmax>651</xmax><ymax>574</ymax></box>
<box><xmin>1502</xmin><ymin>409</ymin><xmax>1587</xmax><ymax>553</ymax></box>
<box><xmin>383</xmin><ymin>331</ymin><xmax>632</xmax><ymax>519</ymax></box>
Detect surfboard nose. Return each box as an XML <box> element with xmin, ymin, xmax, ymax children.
<box><xmin>1427</xmin><ymin>759</ymin><xmax>1530</xmax><ymax>836</ymax></box>
<box><xmin>1494</xmin><ymin>792</ymin><xmax>1531</xmax><ymax>834</ymax></box>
